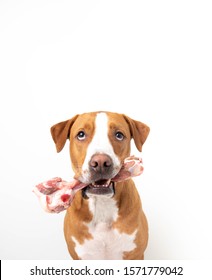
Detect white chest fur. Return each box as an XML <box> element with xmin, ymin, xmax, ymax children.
<box><xmin>72</xmin><ymin>196</ymin><xmax>137</xmax><ymax>260</ymax></box>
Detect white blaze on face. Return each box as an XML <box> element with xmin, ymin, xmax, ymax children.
<box><xmin>81</xmin><ymin>112</ymin><xmax>121</xmax><ymax>183</ymax></box>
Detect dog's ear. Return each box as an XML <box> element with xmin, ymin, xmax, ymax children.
<box><xmin>123</xmin><ymin>115</ymin><xmax>150</xmax><ymax>152</ymax></box>
<box><xmin>50</xmin><ymin>115</ymin><xmax>79</xmax><ymax>152</ymax></box>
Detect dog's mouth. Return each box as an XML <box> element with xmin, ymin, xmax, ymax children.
<box><xmin>82</xmin><ymin>179</ymin><xmax>115</xmax><ymax>199</ymax></box>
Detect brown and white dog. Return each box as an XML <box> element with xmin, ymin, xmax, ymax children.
<box><xmin>51</xmin><ymin>111</ymin><xmax>150</xmax><ymax>260</ymax></box>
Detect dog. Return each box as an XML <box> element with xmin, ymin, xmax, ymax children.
<box><xmin>50</xmin><ymin>111</ymin><xmax>150</xmax><ymax>259</ymax></box>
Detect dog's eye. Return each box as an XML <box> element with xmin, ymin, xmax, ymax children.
<box><xmin>115</xmin><ymin>131</ymin><xmax>124</xmax><ymax>141</ymax></box>
<box><xmin>77</xmin><ymin>131</ymin><xmax>86</xmax><ymax>140</ymax></box>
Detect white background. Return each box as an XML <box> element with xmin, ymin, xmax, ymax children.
<box><xmin>0</xmin><ymin>0</ymin><xmax>212</xmax><ymax>260</ymax></box>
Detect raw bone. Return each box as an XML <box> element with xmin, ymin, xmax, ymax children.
<box><xmin>33</xmin><ymin>178</ymin><xmax>85</xmax><ymax>213</ymax></box>
<box><xmin>33</xmin><ymin>156</ymin><xmax>143</xmax><ymax>213</ymax></box>
<box><xmin>112</xmin><ymin>156</ymin><xmax>143</xmax><ymax>182</ymax></box>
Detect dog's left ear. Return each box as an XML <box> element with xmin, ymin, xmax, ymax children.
<box><xmin>123</xmin><ymin>115</ymin><xmax>150</xmax><ymax>152</ymax></box>
<box><xmin>50</xmin><ymin>115</ymin><xmax>79</xmax><ymax>152</ymax></box>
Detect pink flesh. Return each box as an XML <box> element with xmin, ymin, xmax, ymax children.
<box><xmin>33</xmin><ymin>156</ymin><xmax>143</xmax><ymax>213</ymax></box>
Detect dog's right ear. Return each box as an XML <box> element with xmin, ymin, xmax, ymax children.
<box><xmin>50</xmin><ymin>115</ymin><xmax>79</xmax><ymax>152</ymax></box>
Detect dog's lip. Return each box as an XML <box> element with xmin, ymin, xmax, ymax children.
<box><xmin>82</xmin><ymin>181</ymin><xmax>115</xmax><ymax>199</ymax></box>
<box><xmin>89</xmin><ymin>179</ymin><xmax>111</xmax><ymax>188</ymax></box>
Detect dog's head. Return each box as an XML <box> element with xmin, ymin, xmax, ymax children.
<box><xmin>51</xmin><ymin>111</ymin><xmax>149</xmax><ymax>198</ymax></box>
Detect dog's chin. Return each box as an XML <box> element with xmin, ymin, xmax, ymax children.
<box><xmin>82</xmin><ymin>179</ymin><xmax>115</xmax><ymax>199</ymax></box>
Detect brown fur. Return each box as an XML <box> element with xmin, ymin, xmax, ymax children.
<box><xmin>51</xmin><ymin>111</ymin><xmax>150</xmax><ymax>260</ymax></box>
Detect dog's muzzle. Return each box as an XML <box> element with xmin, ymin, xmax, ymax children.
<box><xmin>82</xmin><ymin>154</ymin><xmax>116</xmax><ymax>198</ymax></box>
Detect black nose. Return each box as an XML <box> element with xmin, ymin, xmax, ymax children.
<box><xmin>89</xmin><ymin>154</ymin><xmax>113</xmax><ymax>174</ymax></box>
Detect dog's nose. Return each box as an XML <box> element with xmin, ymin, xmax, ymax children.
<box><xmin>89</xmin><ymin>154</ymin><xmax>113</xmax><ymax>174</ymax></box>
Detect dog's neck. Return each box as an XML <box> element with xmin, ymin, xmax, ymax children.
<box><xmin>87</xmin><ymin>196</ymin><xmax>118</xmax><ymax>227</ymax></box>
